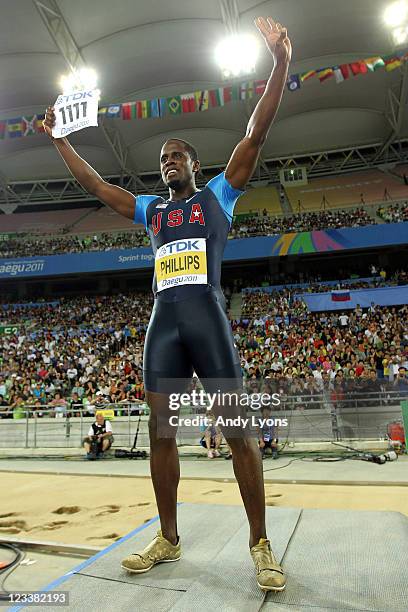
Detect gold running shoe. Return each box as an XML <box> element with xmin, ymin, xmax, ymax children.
<box><xmin>250</xmin><ymin>538</ymin><xmax>286</xmax><ymax>592</ymax></box>
<box><xmin>121</xmin><ymin>530</ymin><xmax>181</xmax><ymax>573</ymax></box>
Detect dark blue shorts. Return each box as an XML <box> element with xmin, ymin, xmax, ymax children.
<box><xmin>143</xmin><ymin>288</ymin><xmax>242</xmax><ymax>394</ymax></box>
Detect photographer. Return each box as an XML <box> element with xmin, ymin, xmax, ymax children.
<box><xmin>258</xmin><ymin>407</ymin><xmax>279</xmax><ymax>460</ymax></box>
<box><xmin>83</xmin><ymin>412</ymin><xmax>114</xmax><ymax>459</ymax></box>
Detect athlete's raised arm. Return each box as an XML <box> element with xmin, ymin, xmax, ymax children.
<box><xmin>43</xmin><ymin>107</ymin><xmax>135</xmax><ymax>220</ymax></box>
<box><xmin>225</xmin><ymin>17</ymin><xmax>292</xmax><ymax>191</ymax></box>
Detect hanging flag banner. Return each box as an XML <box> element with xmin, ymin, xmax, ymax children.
<box><xmin>167</xmin><ymin>96</ymin><xmax>182</xmax><ymax>115</ymax></box>
<box><xmin>300</xmin><ymin>70</ymin><xmax>316</xmax><ymax>82</ymax></box>
<box><xmin>22</xmin><ymin>116</ymin><xmax>37</xmax><ymax>136</ymax></box>
<box><xmin>52</xmin><ymin>89</ymin><xmax>99</xmax><ymax>138</ymax></box>
<box><xmin>316</xmin><ymin>67</ymin><xmax>334</xmax><ymax>82</ymax></box>
<box><xmin>1</xmin><ymin>49</ymin><xmax>408</xmax><ymax>140</ymax></box>
<box><xmin>364</xmin><ymin>56</ymin><xmax>385</xmax><ymax>71</ymax></box>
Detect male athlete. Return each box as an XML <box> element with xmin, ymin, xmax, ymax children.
<box><xmin>44</xmin><ymin>17</ymin><xmax>291</xmax><ymax>591</ymax></box>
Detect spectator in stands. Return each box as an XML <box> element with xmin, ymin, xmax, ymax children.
<box><xmin>49</xmin><ymin>392</ymin><xmax>68</xmax><ymax>418</ymax></box>
<box><xmin>0</xmin><ymin>394</ymin><xmax>9</xmax><ymax>417</ymax></box>
<box><xmin>394</xmin><ymin>367</ymin><xmax>408</xmax><ymax>395</ymax></box>
<box><xmin>11</xmin><ymin>394</ymin><xmax>26</xmax><ymax>420</ymax></box>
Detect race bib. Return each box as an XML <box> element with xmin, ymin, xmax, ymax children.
<box><xmin>155</xmin><ymin>238</ymin><xmax>207</xmax><ymax>292</ymax></box>
<box><xmin>52</xmin><ymin>89</ymin><xmax>99</xmax><ymax>138</ymax></box>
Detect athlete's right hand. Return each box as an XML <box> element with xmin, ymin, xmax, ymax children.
<box><xmin>43</xmin><ymin>106</ymin><xmax>55</xmax><ymax>138</ymax></box>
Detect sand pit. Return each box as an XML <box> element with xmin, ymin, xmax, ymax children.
<box><xmin>1</xmin><ymin>472</ymin><xmax>407</xmax><ymax>547</ymax></box>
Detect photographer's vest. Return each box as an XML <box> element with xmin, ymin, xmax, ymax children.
<box><xmin>92</xmin><ymin>421</ymin><xmax>107</xmax><ymax>436</ymax></box>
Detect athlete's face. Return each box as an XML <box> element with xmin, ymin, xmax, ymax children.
<box><xmin>160</xmin><ymin>141</ymin><xmax>198</xmax><ymax>190</ymax></box>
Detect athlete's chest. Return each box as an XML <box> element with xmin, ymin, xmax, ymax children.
<box><xmin>149</xmin><ymin>200</ymin><xmax>206</xmax><ymax>237</ymax></box>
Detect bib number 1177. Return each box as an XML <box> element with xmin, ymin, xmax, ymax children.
<box><xmin>58</xmin><ymin>102</ymin><xmax>88</xmax><ymax>125</ymax></box>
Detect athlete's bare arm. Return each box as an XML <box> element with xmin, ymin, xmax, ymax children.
<box><xmin>43</xmin><ymin>107</ymin><xmax>135</xmax><ymax>220</ymax></box>
<box><xmin>225</xmin><ymin>17</ymin><xmax>292</xmax><ymax>191</ymax></box>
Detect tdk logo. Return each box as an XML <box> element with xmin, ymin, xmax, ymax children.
<box><xmin>165</xmin><ymin>240</ymin><xmax>200</xmax><ymax>254</ymax></box>
<box><xmin>55</xmin><ymin>90</ymin><xmax>95</xmax><ymax>105</ymax></box>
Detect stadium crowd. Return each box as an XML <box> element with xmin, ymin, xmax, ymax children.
<box><xmin>1</xmin><ymin>279</ymin><xmax>407</xmax><ymax>418</ymax></box>
<box><xmin>0</xmin><ymin>293</ymin><xmax>152</xmax><ymax>418</ymax></box>
<box><xmin>0</xmin><ymin>230</ymin><xmax>150</xmax><ymax>259</ymax></box>
<box><xmin>230</xmin><ymin>206</ymin><xmax>372</xmax><ymax>239</ymax></box>
<box><xmin>377</xmin><ymin>201</ymin><xmax>408</xmax><ymax>224</ymax></box>
<box><xmin>241</xmin><ymin>269</ymin><xmax>408</xmax><ymax>298</ymax></box>
<box><xmin>2</xmin><ymin>201</ymin><xmax>406</xmax><ymax>258</ymax></box>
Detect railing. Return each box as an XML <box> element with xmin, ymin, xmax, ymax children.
<box><xmin>0</xmin><ymin>402</ymin><xmax>148</xmax><ymax>450</ymax></box>
<box><xmin>0</xmin><ymin>392</ymin><xmax>405</xmax><ymax>449</ymax></box>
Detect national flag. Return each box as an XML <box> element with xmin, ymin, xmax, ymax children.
<box><xmin>150</xmin><ymin>98</ymin><xmax>160</xmax><ymax>118</ymax></box>
<box><xmin>231</xmin><ymin>85</ymin><xmax>240</xmax><ymax>101</ymax></box>
<box><xmin>254</xmin><ymin>79</ymin><xmax>267</xmax><ymax>94</ymax></box>
<box><xmin>135</xmin><ymin>101</ymin><xmax>143</xmax><ymax>119</ymax></box>
<box><xmin>35</xmin><ymin>114</ymin><xmax>45</xmax><ymax>133</ymax></box>
<box><xmin>208</xmin><ymin>89</ymin><xmax>221</xmax><ymax>108</ymax></box>
<box><xmin>333</xmin><ymin>66</ymin><xmax>344</xmax><ymax>84</ymax></box>
<box><xmin>385</xmin><ymin>57</ymin><xmax>402</xmax><ymax>72</ymax></box>
<box><xmin>166</xmin><ymin>96</ymin><xmax>182</xmax><ymax>115</ymax></box>
<box><xmin>349</xmin><ymin>62</ymin><xmax>362</xmax><ymax>76</ymax></box>
<box><xmin>195</xmin><ymin>90</ymin><xmax>209</xmax><ymax>111</ymax></box>
<box><xmin>0</xmin><ymin>121</ymin><xmax>6</xmax><ymax>140</ymax></box>
<box><xmin>181</xmin><ymin>93</ymin><xmax>196</xmax><ymax>113</ymax></box>
<box><xmin>22</xmin><ymin>115</ymin><xmax>37</xmax><ymax>136</ymax></box>
<box><xmin>358</xmin><ymin>61</ymin><xmax>368</xmax><ymax>74</ymax></box>
<box><xmin>239</xmin><ymin>81</ymin><xmax>254</xmax><ymax>99</ymax></box>
<box><xmin>316</xmin><ymin>67</ymin><xmax>333</xmax><ymax>82</ymax></box>
<box><xmin>222</xmin><ymin>86</ymin><xmax>232</xmax><ymax>104</ymax></box>
<box><xmin>216</xmin><ymin>87</ymin><xmax>226</xmax><ymax>106</ymax></box>
<box><xmin>98</xmin><ymin>106</ymin><xmax>108</xmax><ymax>115</ymax></box>
<box><xmin>287</xmin><ymin>74</ymin><xmax>301</xmax><ymax>91</ymax></box>
<box><xmin>7</xmin><ymin>118</ymin><xmax>23</xmax><ymax>138</ymax></box>
<box><xmin>141</xmin><ymin>100</ymin><xmax>150</xmax><ymax>118</ymax></box>
<box><xmin>364</xmin><ymin>56</ymin><xmax>385</xmax><ymax>72</ymax></box>
<box><xmin>331</xmin><ymin>290</ymin><xmax>351</xmax><ymax>302</ymax></box>
<box><xmin>121</xmin><ymin>102</ymin><xmax>135</xmax><ymax>120</ymax></box>
<box><xmin>106</xmin><ymin>105</ymin><xmax>121</xmax><ymax>118</ymax></box>
<box><xmin>159</xmin><ymin>98</ymin><xmax>167</xmax><ymax>117</ymax></box>
<box><xmin>300</xmin><ymin>70</ymin><xmax>316</xmax><ymax>82</ymax></box>
<box><xmin>339</xmin><ymin>64</ymin><xmax>350</xmax><ymax>80</ymax></box>
<box><xmin>333</xmin><ymin>65</ymin><xmax>350</xmax><ymax>84</ymax></box>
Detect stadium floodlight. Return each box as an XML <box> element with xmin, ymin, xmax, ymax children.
<box><xmin>384</xmin><ymin>1</ymin><xmax>408</xmax><ymax>27</ymax></box>
<box><xmin>215</xmin><ymin>34</ymin><xmax>259</xmax><ymax>79</ymax></box>
<box><xmin>392</xmin><ymin>25</ymin><xmax>408</xmax><ymax>44</ymax></box>
<box><xmin>59</xmin><ymin>67</ymin><xmax>98</xmax><ymax>93</ymax></box>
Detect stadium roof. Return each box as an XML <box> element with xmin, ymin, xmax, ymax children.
<box><xmin>0</xmin><ymin>0</ymin><xmax>407</xmax><ymax>191</ymax></box>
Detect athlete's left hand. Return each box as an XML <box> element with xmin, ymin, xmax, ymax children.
<box><xmin>254</xmin><ymin>17</ymin><xmax>292</xmax><ymax>65</ymax></box>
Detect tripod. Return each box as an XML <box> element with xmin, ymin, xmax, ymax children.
<box><xmin>115</xmin><ymin>412</ymin><xmax>148</xmax><ymax>459</ymax></box>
